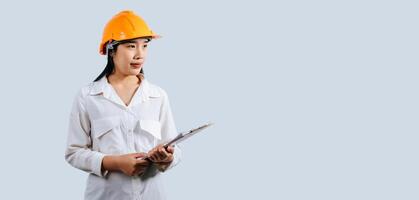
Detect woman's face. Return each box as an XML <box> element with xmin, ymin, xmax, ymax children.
<box><xmin>112</xmin><ymin>38</ymin><xmax>150</xmax><ymax>76</ymax></box>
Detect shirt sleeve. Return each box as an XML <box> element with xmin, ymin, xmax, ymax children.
<box><xmin>64</xmin><ymin>90</ymin><xmax>108</xmax><ymax>177</ymax></box>
<box><xmin>158</xmin><ymin>90</ymin><xmax>182</xmax><ymax>172</ymax></box>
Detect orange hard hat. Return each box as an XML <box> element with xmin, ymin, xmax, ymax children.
<box><xmin>99</xmin><ymin>10</ymin><xmax>161</xmax><ymax>55</ymax></box>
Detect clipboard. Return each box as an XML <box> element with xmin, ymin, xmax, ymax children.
<box><xmin>138</xmin><ymin>122</ymin><xmax>213</xmax><ymax>160</ymax></box>
<box><xmin>163</xmin><ymin>122</ymin><xmax>213</xmax><ymax>148</ymax></box>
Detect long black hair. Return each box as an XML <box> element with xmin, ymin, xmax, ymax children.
<box><xmin>94</xmin><ymin>38</ymin><xmax>149</xmax><ymax>82</ymax></box>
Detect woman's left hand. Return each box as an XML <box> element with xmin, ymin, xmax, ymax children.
<box><xmin>147</xmin><ymin>145</ymin><xmax>174</xmax><ymax>170</ymax></box>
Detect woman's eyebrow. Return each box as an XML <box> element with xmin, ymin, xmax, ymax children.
<box><xmin>125</xmin><ymin>40</ymin><xmax>150</xmax><ymax>44</ymax></box>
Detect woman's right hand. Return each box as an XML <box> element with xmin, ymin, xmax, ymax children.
<box><xmin>117</xmin><ymin>153</ymin><xmax>151</xmax><ymax>176</ymax></box>
<box><xmin>103</xmin><ymin>153</ymin><xmax>151</xmax><ymax>176</ymax></box>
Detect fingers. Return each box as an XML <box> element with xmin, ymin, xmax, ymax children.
<box><xmin>133</xmin><ymin>167</ymin><xmax>147</xmax><ymax>176</ymax></box>
<box><xmin>149</xmin><ymin>146</ymin><xmax>173</xmax><ymax>163</ymax></box>
<box><xmin>133</xmin><ymin>152</ymin><xmax>147</xmax><ymax>159</ymax></box>
<box><xmin>166</xmin><ymin>145</ymin><xmax>175</xmax><ymax>153</ymax></box>
<box><xmin>160</xmin><ymin>147</ymin><xmax>173</xmax><ymax>161</ymax></box>
<box><xmin>157</xmin><ymin>148</ymin><xmax>168</xmax><ymax>160</ymax></box>
<box><xmin>118</xmin><ymin>152</ymin><xmax>152</xmax><ymax>176</ymax></box>
<box><xmin>135</xmin><ymin>158</ymin><xmax>151</xmax><ymax>166</ymax></box>
<box><xmin>134</xmin><ymin>158</ymin><xmax>151</xmax><ymax>176</ymax></box>
<box><xmin>149</xmin><ymin>147</ymin><xmax>163</xmax><ymax>161</ymax></box>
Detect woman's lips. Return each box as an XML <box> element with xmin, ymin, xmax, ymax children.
<box><xmin>130</xmin><ymin>63</ymin><xmax>141</xmax><ymax>69</ymax></box>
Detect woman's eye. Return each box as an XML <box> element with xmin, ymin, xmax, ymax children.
<box><xmin>143</xmin><ymin>44</ymin><xmax>148</xmax><ymax>48</ymax></box>
<box><xmin>128</xmin><ymin>45</ymin><xmax>136</xmax><ymax>48</ymax></box>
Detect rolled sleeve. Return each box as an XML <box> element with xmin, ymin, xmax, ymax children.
<box><xmin>64</xmin><ymin>90</ymin><xmax>108</xmax><ymax>177</ymax></box>
<box><xmin>158</xmin><ymin>90</ymin><xmax>182</xmax><ymax>171</ymax></box>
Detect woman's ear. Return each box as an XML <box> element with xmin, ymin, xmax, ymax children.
<box><xmin>109</xmin><ymin>50</ymin><xmax>115</xmax><ymax>57</ymax></box>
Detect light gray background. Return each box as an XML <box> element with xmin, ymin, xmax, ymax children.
<box><xmin>0</xmin><ymin>0</ymin><xmax>417</xmax><ymax>199</ymax></box>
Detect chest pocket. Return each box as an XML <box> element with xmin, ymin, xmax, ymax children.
<box><xmin>139</xmin><ymin>120</ymin><xmax>161</xmax><ymax>140</ymax></box>
<box><xmin>135</xmin><ymin>119</ymin><xmax>162</xmax><ymax>151</ymax></box>
<box><xmin>91</xmin><ymin>116</ymin><xmax>124</xmax><ymax>154</ymax></box>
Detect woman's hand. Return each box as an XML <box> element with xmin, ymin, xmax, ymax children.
<box><xmin>102</xmin><ymin>153</ymin><xmax>151</xmax><ymax>176</ymax></box>
<box><xmin>133</xmin><ymin>156</ymin><xmax>151</xmax><ymax>176</ymax></box>
<box><xmin>147</xmin><ymin>145</ymin><xmax>174</xmax><ymax>171</ymax></box>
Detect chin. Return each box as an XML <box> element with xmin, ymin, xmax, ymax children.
<box><xmin>128</xmin><ymin>69</ymin><xmax>141</xmax><ymax>75</ymax></box>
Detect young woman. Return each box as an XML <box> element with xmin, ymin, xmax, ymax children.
<box><xmin>65</xmin><ymin>10</ymin><xmax>181</xmax><ymax>200</ymax></box>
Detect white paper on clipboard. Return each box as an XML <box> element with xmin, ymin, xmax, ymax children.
<box><xmin>138</xmin><ymin>122</ymin><xmax>213</xmax><ymax>160</ymax></box>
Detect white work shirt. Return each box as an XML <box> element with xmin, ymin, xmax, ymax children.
<box><xmin>65</xmin><ymin>75</ymin><xmax>181</xmax><ymax>200</ymax></box>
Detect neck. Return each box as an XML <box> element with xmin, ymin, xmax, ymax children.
<box><xmin>108</xmin><ymin>73</ymin><xmax>141</xmax><ymax>86</ymax></box>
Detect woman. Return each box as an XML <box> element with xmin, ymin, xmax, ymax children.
<box><xmin>65</xmin><ymin>10</ymin><xmax>181</xmax><ymax>200</ymax></box>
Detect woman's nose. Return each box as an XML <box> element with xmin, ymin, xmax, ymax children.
<box><xmin>134</xmin><ymin>49</ymin><xmax>144</xmax><ymax>60</ymax></box>
<box><xmin>134</xmin><ymin>54</ymin><xmax>143</xmax><ymax>60</ymax></box>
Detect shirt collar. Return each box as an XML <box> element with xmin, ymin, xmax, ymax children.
<box><xmin>89</xmin><ymin>75</ymin><xmax>161</xmax><ymax>106</ymax></box>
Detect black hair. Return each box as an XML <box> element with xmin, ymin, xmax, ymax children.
<box><xmin>94</xmin><ymin>37</ymin><xmax>150</xmax><ymax>82</ymax></box>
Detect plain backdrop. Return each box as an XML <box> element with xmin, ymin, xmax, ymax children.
<box><xmin>0</xmin><ymin>0</ymin><xmax>417</xmax><ymax>199</ymax></box>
